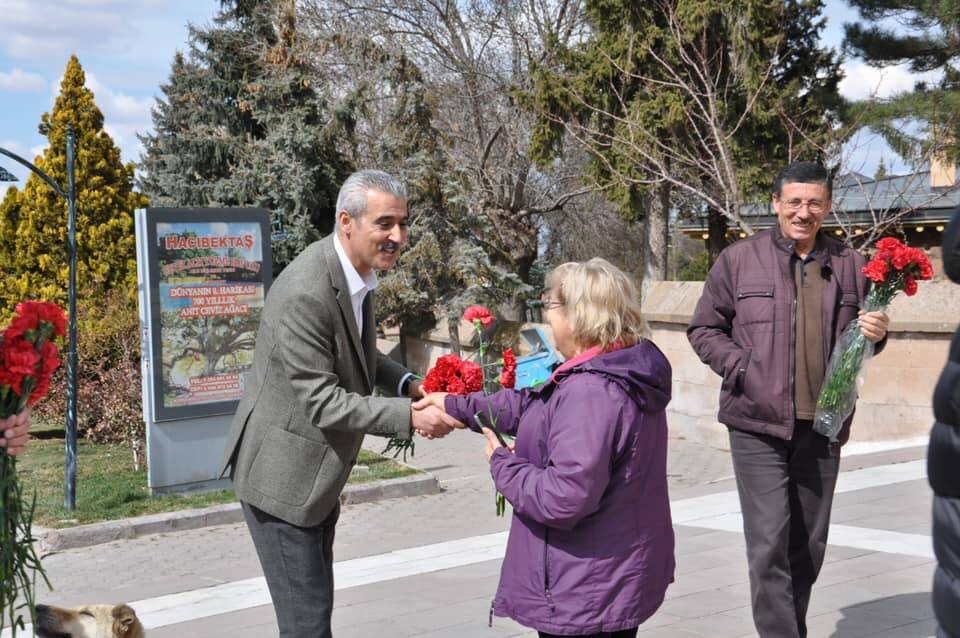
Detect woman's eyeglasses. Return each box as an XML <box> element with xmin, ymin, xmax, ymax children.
<box><xmin>539</xmin><ymin>296</ymin><xmax>564</xmax><ymax>309</ymax></box>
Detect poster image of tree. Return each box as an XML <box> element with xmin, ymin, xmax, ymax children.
<box><xmin>155</xmin><ymin>220</ymin><xmax>266</xmax><ymax>411</ymax></box>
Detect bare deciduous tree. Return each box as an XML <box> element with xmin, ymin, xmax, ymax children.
<box><xmin>301</xmin><ymin>0</ymin><xmax>596</xmax><ymax>297</ymax></box>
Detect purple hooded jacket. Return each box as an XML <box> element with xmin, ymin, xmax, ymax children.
<box><xmin>445</xmin><ymin>340</ymin><xmax>675</xmax><ymax>635</ymax></box>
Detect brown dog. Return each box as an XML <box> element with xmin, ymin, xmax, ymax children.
<box><xmin>34</xmin><ymin>604</ymin><xmax>144</xmax><ymax>638</ymax></box>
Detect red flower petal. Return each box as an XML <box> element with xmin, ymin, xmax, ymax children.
<box><xmin>463</xmin><ymin>305</ymin><xmax>495</xmax><ymax>327</ymax></box>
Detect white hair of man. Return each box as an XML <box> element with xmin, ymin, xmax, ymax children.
<box><xmin>335</xmin><ymin>169</ymin><xmax>407</xmax><ymax>230</ymax></box>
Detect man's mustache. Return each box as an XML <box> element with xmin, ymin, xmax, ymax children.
<box><xmin>378</xmin><ymin>242</ymin><xmax>400</xmax><ymax>252</ymax></box>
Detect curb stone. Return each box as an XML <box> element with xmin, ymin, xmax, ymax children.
<box><xmin>33</xmin><ymin>473</ymin><xmax>441</xmax><ymax>553</ymax></box>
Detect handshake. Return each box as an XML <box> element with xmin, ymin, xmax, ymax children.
<box><xmin>408</xmin><ymin>391</ymin><xmax>464</xmax><ymax>439</ymax></box>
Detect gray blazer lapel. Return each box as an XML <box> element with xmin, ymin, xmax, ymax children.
<box><xmin>362</xmin><ymin>291</ymin><xmax>377</xmax><ymax>388</ymax></box>
<box><xmin>322</xmin><ymin>238</ymin><xmax>371</xmax><ymax>386</ymax></box>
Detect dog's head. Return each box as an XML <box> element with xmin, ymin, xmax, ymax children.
<box><xmin>35</xmin><ymin>604</ymin><xmax>144</xmax><ymax>638</ymax></box>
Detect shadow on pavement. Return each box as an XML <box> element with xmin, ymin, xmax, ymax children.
<box><xmin>831</xmin><ymin>591</ymin><xmax>936</xmax><ymax>637</ymax></box>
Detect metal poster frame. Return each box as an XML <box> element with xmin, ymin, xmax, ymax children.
<box><xmin>143</xmin><ymin>208</ymin><xmax>272</xmax><ymax>422</ymax></box>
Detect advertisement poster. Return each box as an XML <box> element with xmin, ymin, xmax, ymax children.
<box><xmin>146</xmin><ymin>208</ymin><xmax>272</xmax><ymax>421</ymax></box>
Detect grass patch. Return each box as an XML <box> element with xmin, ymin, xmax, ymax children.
<box><xmin>15</xmin><ymin>436</ymin><xmax>418</xmax><ymax>529</ymax></box>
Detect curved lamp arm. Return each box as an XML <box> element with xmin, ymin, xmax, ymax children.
<box><xmin>0</xmin><ymin>146</ymin><xmax>68</xmax><ymax>199</ymax></box>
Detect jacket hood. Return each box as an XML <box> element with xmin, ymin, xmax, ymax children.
<box><xmin>568</xmin><ymin>340</ymin><xmax>672</xmax><ymax>413</ymax></box>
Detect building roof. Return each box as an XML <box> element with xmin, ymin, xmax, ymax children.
<box><xmin>680</xmin><ymin>168</ymin><xmax>959</xmax><ymax>234</ymax></box>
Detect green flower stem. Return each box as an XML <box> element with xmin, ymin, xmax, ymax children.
<box><xmin>0</xmin><ymin>319</ymin><xmax>59</xmax><ymax>635</ymax></box>
<box><xmin>382</xmin><ymin>436</ymin><xmax>415</xmax><ymax>462</ymax></box>
<box><xmin>814</xmin><ymin>283</ymin><xmax>896</xmax><ymax>440</ymax></box>
<box><xmin>1</xmin><ymin>440</ymin><xmax>50</xmax><ymax>636</ymax></box>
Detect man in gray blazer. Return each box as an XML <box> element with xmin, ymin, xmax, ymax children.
<box><xmin>221</xmin><ymin>169</ymin><xmax>462</xmax><ymax>637</ymax></box>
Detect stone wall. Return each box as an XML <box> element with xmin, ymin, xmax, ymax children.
<box><xmin>385</xmin><ymin>280</ymin><xmax>958</xmax><ymax>446</ymax></box>
<box><xmin>645</xmin><ymin>279</ymin><xmax>958</xmax><ymax>447</ymax></box>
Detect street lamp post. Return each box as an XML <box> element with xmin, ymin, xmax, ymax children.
<box><xmin>0</xmin><ymin>127</ymin><xmax>79</xmax><ymax>510</ymax></box>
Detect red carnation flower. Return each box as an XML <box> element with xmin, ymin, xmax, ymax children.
<box><xmin>421</xmin><ymin>354</ymin><xmax>485</xmax><ymax>394</ymax></box>
<box><xmin>862</xmin><ymin>258</ymin><xmax>888</xmax><ymax>283</ymax></box>
<box><xmin>2</xmin><ymin>339</ymin><xmax>41</xmax><ymax>378</ymax></box>
<box><xmin>38</xmin><ymin>341</ymin><xmax>61</xmax><ymax>379</ymax></box>
<box><xmin>0</xmin><ymin>339</ymin><xmax>41</xmax><ymax>396</ymax></box>
<box><xmin>0</xmin><ymin>368</ymin><xmax>25</xmax><ymax>396</ymax></box>
<box><xmin>422</xmin><ymin>354</ymin><xmax>462</xmax><ymax>393</ymax></box>
<box><xmin>4</xmin><ymin>314</ymin><xmax>39</xmax><ymax>341</ymax></box>
<box><xmin>460</xmin><ymin>360</ymin><xmax>484</xmax><ymax>393</ymax></box>
<box><xmin>875</xmin><ymin>237</ymin><xmax>904</xmax><ymax>253</ymax></box>
<box><xmin>463</xmin><ymin>305</ymin><xmax>495</xmax><ymax>327</ymax></box>
<box><xmin>446</xmin><ymin>376</ymin><xmax>467</xmax><ymax>395</ymax></box>
<box><xmin>15</xmin><ymin>301</ymin><xmax>67</xmax><ymax>337</ymax></box>
<box><xmin>904</xmin><ymin>275</ymin><xmax>918</xmax><ymax>296</ymax></box>
<box><xmin>499</xmin><ymin>348</ymin><xmax>517</xmax><ymax>389</ymax></box>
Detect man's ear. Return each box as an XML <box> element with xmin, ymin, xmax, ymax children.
<box><xmin>338</xmin><ymin>210</ymin><xmax>356</xmax><ymax>236</ymax></box>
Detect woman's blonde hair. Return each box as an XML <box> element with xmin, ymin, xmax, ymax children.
<box><xmin>545</xmin><ymin>258</ymin><xmax>644</xmax><ymax>350</ymax></box>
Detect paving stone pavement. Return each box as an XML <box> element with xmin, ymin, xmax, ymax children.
<box><xmin>20</xmin><ymin>430</ymin><xmax>937</xmax><ymax>638</ymax></box>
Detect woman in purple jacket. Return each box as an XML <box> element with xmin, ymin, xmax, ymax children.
<box><xmin>417</xmin><ymin>258</ymin><xmax>675</xmax><ymax>637</ymax></box>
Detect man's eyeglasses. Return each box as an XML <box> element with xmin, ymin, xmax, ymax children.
<box><xmin>780</xmin><ymin>198</ymin><xmax>826</xmax><ymax>215</ymax></box>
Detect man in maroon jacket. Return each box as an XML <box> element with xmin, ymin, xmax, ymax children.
<box><xmin>688</xmin><ymin>162</ymin><xmax>889</xmax><ymax>637</ymax></box>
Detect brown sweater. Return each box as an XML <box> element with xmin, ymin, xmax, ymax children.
<box><xmin>793</xmin><ymin>255</ymin><xmax>826</xmax><ymax>420</ymax></box>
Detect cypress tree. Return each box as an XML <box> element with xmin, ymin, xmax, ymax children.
<box><xmin>0</xmin><ymin>55</ymin><xmax>147</xmax><ymax>315</ymax></box>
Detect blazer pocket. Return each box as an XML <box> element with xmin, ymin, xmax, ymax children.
<box><xmin>248</xmin><ymin>428</ymin><xmax>328</xmax><ymax>507</ymax></box>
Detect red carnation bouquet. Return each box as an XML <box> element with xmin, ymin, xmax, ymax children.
<box><xmin>384</xmin><ymin>305</ymin><xmax>518</xmax><ymax>515</ymax></box>
<box><xmin>421</xmin><ymin>354</ymin><xmax>484</xmax><ymax>395</ymax></box>
<box><xmin>441</xmin><ymin>305</ymin><xmax>517</xmax><ymax>515</ymax></box>
<box><xmin>813</xmin><ymin>238</ymin><xmax>933</xmax><ymax>440</ymax></box>
<box><xmin>1</xmin><ymin>301</ymin><xmax>66</xmax><ymax>636</ymax></box>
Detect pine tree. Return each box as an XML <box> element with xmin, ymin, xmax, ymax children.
<box><xmin>0</xmin><ymin>55</ymin><xmax>147</xmax><ymax>316</ymax></box>
<box><xmin>530</xmin><ymin>0</ymin><xmax>843</xmax><ymax>265</ymax></box>
<box><xmin>844</xmin><ymin>0</ymin><xmax>960</xmax><ymax>161</ymax></box>
<box><xmin>139</xmin><ymin>0</ymin><xmax>353</xmax><ymax>271</ymax></box>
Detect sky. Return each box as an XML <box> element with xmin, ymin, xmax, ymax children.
<box><xmin>0</xmin><ymin>0</ymin><xmax>943</xmax><ymax>197</ymax></box>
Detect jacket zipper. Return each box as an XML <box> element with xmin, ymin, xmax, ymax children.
<box><xmin>789</xmin><ymin>295</ymin><xmax>797</xmax><ymax>428</ymax></box>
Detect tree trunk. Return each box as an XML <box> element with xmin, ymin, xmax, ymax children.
<box><xmin>707</xmin><ymin>206</ymin><xmax>729</xmax><ymax>266</ymax></box>
<box><xmin>641</xmin><ymin>184</ymin><xmax>670</xmax><ymax>304</ymax></box>
<box><xmin>447</xmin><ymin>318</ymin><xmax>461</xmax><ymax>357</ymax></box>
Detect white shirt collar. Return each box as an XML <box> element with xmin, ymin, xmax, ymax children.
<box><xmin>333</xmin><ymin>233</ymin><xmax>378</xmax><ymax>297</ymax></box>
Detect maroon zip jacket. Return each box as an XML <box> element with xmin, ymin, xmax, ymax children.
<box><xmin>687</xmin><ymin>225</ymin><xmax>882</xmax><ymax>444</ymax></box>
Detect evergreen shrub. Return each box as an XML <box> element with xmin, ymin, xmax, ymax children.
<box><xmin>34</xmin><ymin>289</ymin><xmax>144</xmax><ymax>455</ymax></box>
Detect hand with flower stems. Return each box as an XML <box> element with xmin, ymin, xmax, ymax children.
<box><xmin>0</xmin><ymin>408</ymin><xmax>31</xmax><ymax>457</ymax></box>
<box><xmin>480</xmin><ymin>427</ymin><xmax>515</xmax><ymax>462</ymax></box>
<box><xmin>858</xmin><ymin>310</ymin><xmax>889</xmax><ymax>343</ymax></box>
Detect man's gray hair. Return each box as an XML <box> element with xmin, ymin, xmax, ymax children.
<box><xmin>335</xmin><ymin>170</ymin><xmax>407</xmax><ymax>224</ymax></box>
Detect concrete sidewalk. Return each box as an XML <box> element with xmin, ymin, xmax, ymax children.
<box><xmin>10</xmin><ymin>430</ymin><xmax>937</xmax><ymax>638</ymax></box>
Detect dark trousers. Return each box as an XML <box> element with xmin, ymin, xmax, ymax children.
<box><xmin>539</xmin><ymin>630</ymin><xmax>638</xmax><ymax>638</ymax></box>
<box><xmin>728</xmin><ymin>422</ymin><xmax>840</xmax><ymax>638</ymax></box>
<box><xmin>242</xmin><ymin>501</ymin><xmax>340</xmax><ymax>638</ymax></box>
